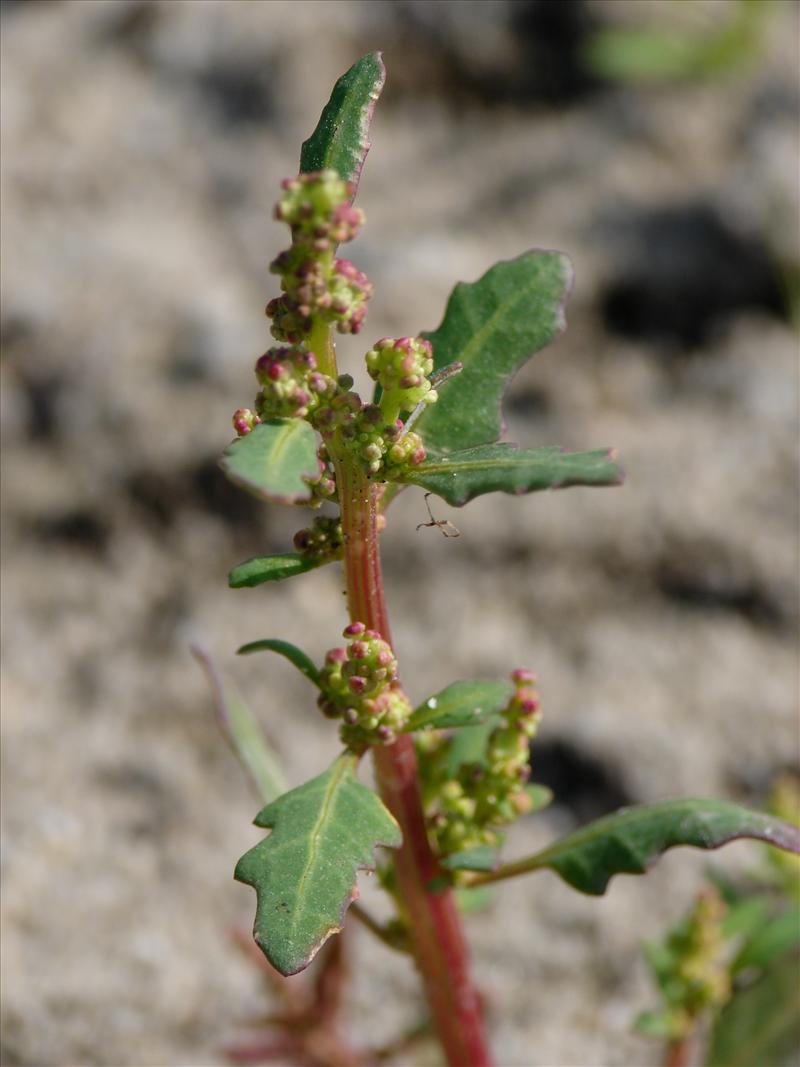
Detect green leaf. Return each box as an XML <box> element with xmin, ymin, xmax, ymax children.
<box><xmin>235</xmin><ymin>753</ymin><xmax>402</xmax><ymax>976</ymax></box>
<box><xmin>398</xmin><ymin>444</ymin><xmax>622</xmax><ymax>506</ymax></box>
<box><xmin>441</xmin><ymin>846</ymin><xmax>499</xmax><ymax>872</ymax></box>
<box><xmin>454</xmin><ymin>885</ymin><xmax>494</xmax><ymax>914</ymax></box>
<box><xmin>415</xmin><ymin>251</ymin><xmax>573</xmax><ymax>454</ymax></box>
<box><xmin>220</xmin><ymin>419</ymin><xmax>320</xmax><ymax>505</ymax></box>
<box><xmin>405</xmin><ymin>679</ymin><xmax>514</xmax><ymax>732</ymax></box>
<box><xmin>732</xmin><ymin>906</ymin><xmax>800</xmax><ymax>973</ymax></box>
<box><xmin>191</xmin><ymin>646</ymin><xmax>286</xmax><ymax>805</ymax></box>
<box><xmin>229</xmin><ymin>553</ymin><xmax>320</xmax><ymax>589</ymax></box>
<box><xmin>300</xmin><ymin>52</ymin><xmax>386</xmax><ymax>196</ymax></box>
<box><xmin>237</xmin><ymin>638</ymin><xmax>322</xmax><ymax>688</ymax></box>
<box><xmin>445</xmin><ymin>719</ymin><xmax>502</xmax><ymax>778</ymax></box>
<box><xmin>706</xmin><ymin>953</ymin><xmax>800</xmax><ymax>1067</ymax></box>
<box><xmin>472</xmin><ymin>799</ymin><xmax>800</xmax><ymax>895</ymax></box>
<box><xmin>526</xmin><ymin>784</ymin><xmax>554</xmax><ymax>813</ymax></box>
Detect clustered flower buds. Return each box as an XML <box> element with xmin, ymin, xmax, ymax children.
<box><xmin>312</xmin><ymin>389</ymin><xmax>429</xmax><ymax>479</ymax></box>
<box><xmin>365</xmin><ymin>337</ymin><xmax>438</xmax><ymax>425</ymax></box>
<box><xmin>317</xmin><ymin>622</ymin><xmax>411</xmax><ymax>749</ymax></box>
<box><xmin>421</xmin><ymin>669</ymin><xmax>543</xmax><ymax>857</ymax></box>
<box><xmin>641</xmin><ymin>889</ymin><xmax>731</xmax><ymax>1041</ymax></box>
<box><xmin>232</xmin><ymin>408</ymin><xmax>261</xmax><ymax>437</ymax></box>
<box><xmin>292</xmin><ymin>514</ymin><xmax>343</xmax><ymax>562</ymax></box>
<box><xmin>267</xmin><ymin>171</ymin><xmax>373</xmax><ymax>342</ymax></box>
<box><xmin>254</xmin><ymin>345</ymin><xmax>337</xmax><ymax>421</ymax></box>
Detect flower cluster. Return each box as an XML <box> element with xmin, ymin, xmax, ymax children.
<box><xmin>317</xmin><ymin>622</ymin><xmax>411</xmax><ymax>749</ymax></box>
<box><xmin>267</xmin><ymin>171</ymin><xmax>373</xmax><ymax>342</ymax></box>
<box><xmin>639</xmin><ymin>889</ymin><xmax>731</xmax><ymax>1041</ymax></box>
<box><xmin>292</xmin><ymin>514</ymin><xmax>343</xmax><ymax>562</ymax></box>
<box><xmin>365</xmin><ymin>336</ymin><xmax>438</xmax><ymax>424</ymax></box>
<box><xmin>421</xmin><ymin>669</ymin><xmax>542</xmax><ymax>857</ymax></box>
<box><xmin>312</xmin><ymin>389</ymin><xmax>428</xmax><ymax>479</ymax></box>
<box><xmin>252</xmin><ymin>345</ymin><xmax>338</xmax><ymax>422</ymax></box>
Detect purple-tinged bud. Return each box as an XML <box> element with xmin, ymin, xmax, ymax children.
<box><xmin>348</xmin><ymin>676</ymin><xmax>367</xmax><ymax>695</ymax></box>
<box><xmin>326</xmin><ymin>647</ymin><xmax>348</xmax><ymax>665</ymax></box>
<box><xmin>343</xmin><ymin>622</ymin><xmax>366</xmax><ymax>637</ymax></box>
<box><xmin>364</xmin><ymin>629</ymin><xmax>381</xmax><ymax>641</ymax></box>
<box><xmin>376</xmin><ymin>649</ymin><xmax>394</xmax><ymax>668</ymax></box>
<box><xmin>519</xmin><ymin>698</ymin><xmax>539</xmax><ymax>716</ymax></box>
<box><xmin>349</xmin><ymin>641</ymin><xmax>369</xmax><ymax>661</ymax></box>
<box><xmin>376</xmin><ymin>725</ymin><xmax>394</xmax><ymax>742</ymax></box>
<box><xmin>343</xmin><ymin>707</ymin><xmax>359</xmax><ymax>725</ymax></box>
<box><xmin>232</xmin><ymin>408</ymin><xmax>260</xmax><ymax>436</ymax></box>
<box><xmin>512</xmin><ymin>668</ymin><xmax>537</xmax><ymax>685</ymax></box>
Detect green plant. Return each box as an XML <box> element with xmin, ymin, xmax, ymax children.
<box><xmin>635</xmin><ymin>773</ymin><xmax>800</xmax><ymax>1067</ymax></box>
<box><xmin>201</xmin><ymin>54</ymin><xmax>800</xmax><ymax>1067</ymax></box>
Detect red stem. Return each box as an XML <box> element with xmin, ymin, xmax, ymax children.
<box><xmin>336</xmin><ymin>460</ymin><xmax>494</xmax><ymax>1067</ymax></box>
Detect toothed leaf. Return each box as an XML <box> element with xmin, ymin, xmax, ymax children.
<box><xmin>398</xmin><ymin>443</ymin><xmax>622</xmax><ymax>505</ymax></box>
<box><xmin>300</xmin><ymin>52</ymin><xmax>385</xmax><ymax>196</ymax></box>
<box><xmin>235</xmin><ymin>754</ymin><xmax>401</xmax><ymax>975</ymax></box>
<box><xmin>220</xmin><ymin>419</ymin><xmax>320</xmax><ymax>505</ymax></box>
<box><xmin>415</xmin><ymin>251</ymin><xmax>572</xmax><ymax>454</ymax></box>
<box><xmin>489</xmin><ymin>799</ymin><xmax>800</xmax><ymax>895</ymax></box>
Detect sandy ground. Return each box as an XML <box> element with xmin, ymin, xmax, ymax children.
<box><xmin>1</xmin><ymin>2</ymin><xmax>798</xmax><ymax>1065</ymax></box>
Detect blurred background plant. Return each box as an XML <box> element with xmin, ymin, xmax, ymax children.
<box><xmin>635</xmin><ymin>772</ymin><xmax>800</xmax><ymax>1067</ymax></box>
<box><xmin>1</xmin><ymin>1</ymin><xmax>797</xmax><ymax>1064</ymax></box>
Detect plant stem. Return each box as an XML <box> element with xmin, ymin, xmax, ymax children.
<box><xmin>335</xmin><ymin>457</ymin><xmax>494</xmax><ymax>1067</ymax></box>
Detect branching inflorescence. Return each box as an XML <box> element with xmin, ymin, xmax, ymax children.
<box><xmin>209</xmin><ymin>52</ymin><xmax>800</xmax><ymax>1067</ymax></box>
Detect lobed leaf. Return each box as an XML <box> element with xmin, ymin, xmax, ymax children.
<box><xmin>398</xmin><ymin>443</ymin><xmax>622</xmax><ymax>506</ymax></box>
<box><xmin>300</xmin><ymin>52</ymin><xmax>386</xmax><ymax>196</ymax></box>
<box><xmin>471</xmin><ymin>799</ymin><xmax>800</xmax><ymax>895</ymax></box>
<box><xmin>228</xmin><ymin>553</ymin><xmax>321</xmax><ymax>589</ymax></box>
<box><xmin>237</xmin><ymin>638</ymin><xmax>321</xmax><ymax>688</ymax></box>
<box><xmin>405</xmin><ymin>679</ymin><xmax>514</xmax><ymax>732</ymax></box>
<box><xmin>191</xmin><ymin>646</ymin><xmax>286</xmax><ymax>805</ymax></box>
<box><xmin>235</xmin><ymin>753</ymin><xmax>401</xmax><ymax>976</ymax></box>
<box><xmin>414</xmin><ymin>251</ymin><xmax>573</xmax><ymax>454</ymax></box>
<box><xmin>220</xmin><ymin>419</ymin><xmax>320</xmax><ymax>505</ymax></box>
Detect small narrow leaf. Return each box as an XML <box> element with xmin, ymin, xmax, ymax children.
<box><xmin>471</xmin><ymin>799</ymin><xmax>800</xmax><ymax>895</ymax></box>
<box><xmin>445</xmin><ymin>719</ymin><xmax>502</xmax><ymax>778</ymax></box>
<box><xmin>405</xmin><ymin>679</ymin><xmax>514</xmax><ymax>732</ymax></box>
<box><xmin>235</xmin><ymin>754</ymin><xmax>401</xmax><ymax>976</ymax></box>
<box><xmin>414</xmin><ymin>251</ymin><xmax>573</xmax><ymax>454</ymax></box>
<box><xmin>398</xmin><ymin>444</ymin><xmax>622</xmax><ymax>506</ymax></box>
<box><xmin>237</xmin><ymin>638</ymin><xmax>321</xmax><ymax>688</ymax></box>
<box><xmin>441</xmin><ymin>846</ymin><xmax>499</xmax><ymax>872</ymax></box>
<box><xmin>229</xmin><ymin>553</ymin><xmax>320</xmax><ymax>589</ymax></box>
<box><xmin>220</xmin><ymin>419</ymin><xmax>320</xmax><ymax>505</ymax></box>
<box><xmin>526</xmin><ymin>784</ymin><xmax>554</xmax><ymax>813</ymax></box>
<box><xmin>300</xmin><ymin>52</ymin><xmax>386</xmax><ymax>196</ymax></box>
<box><xmin>191</xmin><ymin>646</ymin><xmax>286</xmax><ymax>805</ymax></box>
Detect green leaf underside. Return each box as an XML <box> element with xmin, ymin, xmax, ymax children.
<box><xmin>487</xmin><ymin>799</ymin><xmax>800</xmax><ymax>895</ymax></box>
<box><xmin>235</xmin><ymin>754</ymin><xmax>401</xmax><ymax>976</ymax></box>
<box><xmin>526</xmin><ymin>784</ymin><xmax>554</xmax><ymax>813</ymax></box>
<box><xmin>706</xmin><ymin>953</ymin><xmax>800</xmax><ymax>1067</ymax></box>
<box><xmin>237</xmin><ymin>639</ymin><xmax>322</xmax><ymax>688</ymax></box>
<box><xmin>229</xmin><ymin>553</ymin><xmax>320</xmax><ymax>589</ymax></box>
<box><xmin>406</xmin><ymin>679</ymin><xmax>514</xmax><ymax>732</ymax></box>
<box><xmin>300</xmin><ymin>52</ymin><xmax>386</xmax><ymax>195</ymax></box>
<box><xmin>398</xmin><ymin>444</ymin><xmax>622</xmax><ymax>506</ymax></box>
<box><xmin>191</xmin><ymin>646</ymin><xmax>286</xmax><ymax>805</ymax></box>
<box><xmin>220</xmin><ymin>419</ymin><xmax>320</xmax><ymax>505</ymax></box>
<box><xmin>441</xmin><ymin>846</ymin><xmax>499</xmax><ymax>872</ymax></box>
<box><xmin>415</xmin><ymin>251</ymin><xmax>573</xmax><ymax>455</ymax></box>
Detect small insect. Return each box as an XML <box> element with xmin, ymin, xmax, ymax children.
<box><xmin>416</xmin><ymin>493</ymin><xmax>460</xmax><ymax>538</ymax></box>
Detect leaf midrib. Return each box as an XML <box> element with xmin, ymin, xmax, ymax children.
<box><xmin>429</xmin><ymin>259</ymin><xmax>557</xmax><ymax>373</ymax></box>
